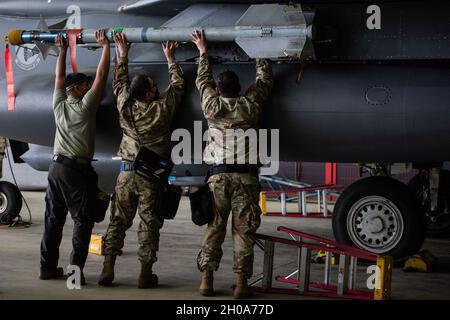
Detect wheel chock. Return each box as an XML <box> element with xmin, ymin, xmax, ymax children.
<box><xmin>403</xmin><ymin>250</ymin><xmax>438</xmax><ymax>273</ymax></box>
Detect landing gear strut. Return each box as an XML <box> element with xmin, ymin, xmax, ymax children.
<box><xmin>408</xmin><ymin>168</ymin><xmax>450</xmax><ymax>238</ymax></box>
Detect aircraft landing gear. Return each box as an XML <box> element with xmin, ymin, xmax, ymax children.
<box><xmin>408</xmin><ymin>169</ymin><xmax>450</xmax><ymax>238</ymax></box>
<box><xmin>332</xmin><ymin>176</ymin><xmax>426</xmax><ymax>259</ymax></box>
<box><xmin>0</xmin><ymin>137</ymin><xmax>23</xmax><ymax>225</ymax></box>
<box><xmin>0</xmin><ymin>181</ymin><xmax>23</xmax><ymax>225</ymax></box>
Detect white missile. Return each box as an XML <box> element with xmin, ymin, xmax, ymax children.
<box><xmin>6</xmin><ymin>4</ymin><xmax>314</xmax><ymax>59</ymax></box>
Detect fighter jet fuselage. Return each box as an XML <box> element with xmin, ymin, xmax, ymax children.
<box><xmin>1</xmin><ymin>0</ymin><xmax>450</xmax><ymax>166</ymax></box>
<box><xmin>1</xmin><ymin>0</ymin><xmax>450</xmax><ymax>258</ymax></box>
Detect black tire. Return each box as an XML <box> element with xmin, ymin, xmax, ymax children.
<box><xmin>0</xmin><ymin>181</ymin><xmax>22</xmax><ymax>224</ymax></box>
<box><xmin>408</xmin><ymin>172</ymin><xmax>450</xmax><ymax>238</ymax></box>
<box><xmin>332</xmin><ymin>176</ymin><xmax>425</xmax><ymax>259</ymax></box>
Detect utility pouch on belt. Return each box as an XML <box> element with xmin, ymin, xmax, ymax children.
<box><xmin>159</xmin><ymin>183</ymin><xmax>182</xmax><ymax>220</ymax></box>
<box><xmin>189</xmin><ymin>184</ymin><xmax>214</xmax><ymax>226</ymax></box>
<box><xmin>93</xmin><ymin>190</ymin><xmax>111</xmax><ymax>223</ymax></box>
<box><xmin>134</xmin><ymin>146</ymin><xmax>174</xmax><ymax>181</ymax></box>
<box><xmin>87</xmin><ymin>170</ymin><xmax>110</xmax><ymax>223</ymax></box>
<box><xmin>128</xmin><ymin>102</ymin><xmax>179</xmax><ymax>220</ymax></box>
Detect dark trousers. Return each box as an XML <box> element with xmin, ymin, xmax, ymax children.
<box><xmin>40</xmin><ymin>161</ymin><xmax>97</xmax><ymax>270</ymax></box>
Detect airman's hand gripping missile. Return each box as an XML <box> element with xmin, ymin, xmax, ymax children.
<box><xmin>5</xmin><ymin>4</ymin><xmax>314</xmax><ymax>59</ymax></box>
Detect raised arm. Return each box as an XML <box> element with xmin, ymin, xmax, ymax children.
<box><xmin>113</xmin><ymin>32</ymin><xmax>131</xmax><ymax>111</ymax></box>
<box><xmin>192</xmin><ymin>30</ymin><xmax>217</xmax><ymax>103</ymax></box>
<box><xmin>245</xmin><ymin>59</ymin><xmax>274</xmax><ymax>108</ymax></box>
<box><xmin>54</xmin><ymin>34</ymin><xmax>67</xmax><ymax>91</ymax></box>
<box><xmin>161</xmin><ymin>41</ymin><xmax>185</xmax><ymax>108</ymax></box>
<box><xmin>91</xmin><ymin>29</ymin><xmax>110</xmax><ymax>102</ymax></box>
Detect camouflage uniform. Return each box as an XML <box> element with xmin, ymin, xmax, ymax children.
<box><xmin>196</xmin><ymin>54</ymin><xmax>273</xmax><ymax>277</ymax></box>
<box><xmin>103</xmin><ymin>56</ymin><xmax>184</xmax><ymax>264</ymax></box>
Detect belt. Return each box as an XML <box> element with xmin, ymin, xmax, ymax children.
<box><xmin>209</xmin><ymin>164</ymin><xmax>259</xmax><ymax>177</ymax></box>
<box><xmin>120</xmin><ymin>161</ymin><xmax>135</xmax><ymax>172</ymax></box>
<box><xmin>52</xmin><ymin>154</ymin><xmax>91</xmax><ymax>167</ymax></box>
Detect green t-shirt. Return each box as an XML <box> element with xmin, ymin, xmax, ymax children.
<box><xmin>52</xmin><ymin>88</ymin><xmax>98</xmax><ymax>159</ymax></box>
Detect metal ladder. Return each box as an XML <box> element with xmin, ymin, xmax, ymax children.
<box><xmin>252</xmin><ymin>226</ymin><xmax>393</xmax><ymax>300</ymax></box>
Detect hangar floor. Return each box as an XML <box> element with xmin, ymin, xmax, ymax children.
<box><xmin>0</xmin><ymin>192</ymin><xmax>449</xmax><ymax>300</ymax></box>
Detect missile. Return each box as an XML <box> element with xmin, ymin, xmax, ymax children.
<box><xmin>5</xmin><ymin>4</ymin><xmax>314</xmax><ymax>59</ymax></box>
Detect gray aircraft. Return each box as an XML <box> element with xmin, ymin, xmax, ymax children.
<box><xmin>1</xmin><ymin>0</ymin><xmax>449</xmax><ymax>259</ymax></box>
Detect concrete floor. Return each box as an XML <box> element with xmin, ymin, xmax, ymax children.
<box><xmin>0</xmin><ymin>191</ymin><xmax>449</xmax><ymax>300</ymax></box>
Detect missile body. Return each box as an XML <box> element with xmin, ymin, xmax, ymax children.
<box><xmin>12</xmin><ymin>26</ymin><xmax>312</xmax><ymax>44</ymax></box>
<box><xmin>6</xmin><ymin>4</ymin><xmax>314</xmax><ymax>59</ymax></box>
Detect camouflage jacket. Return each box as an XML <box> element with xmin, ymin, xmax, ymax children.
<box><xmin>113</xmin><ymin>56</ymin><xmax>185</xmax><ymax>161</ymax></box>
<box><xmin>196</xmin><ymin>54</ymin><xmax>273</xmax><ymax>165</ymax></box>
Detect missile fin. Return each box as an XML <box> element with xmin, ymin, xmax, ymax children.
<box><xmin>235</xmin><ymin>4</ymin><xmax>311</xmax><ymax>59</ymax></box>
<box><xmin>33</xmin><ymin>40</ymin><xmax>52</xmax><ymax>60</ymax></box>
<box><xmin>236</xmin><ymin>4</ymin><xmax>306</xmax><ymax>27</ymax></box>
<box><xmin>236</xmin><ymin>35</ymin><xmax>307</xmax><ymax>59</ymax></box>
<box><xmin>37</xmin><ymin>16</ymin><xmax>50</xmax><ymax>32</ymax></box>
<box><xmin>302</xmin><ymin>38</ymin><xmax>316</xmax><ymax>60</ymax></box>
<box><xmin>36</xmin><ymin>17</ymin><xmax>67</xmax><ymax>57</ymax></box>
<box><xmin>48</xmin><ymin>19</ymin><xmax>68</xmax><ymax>30</ymax></box>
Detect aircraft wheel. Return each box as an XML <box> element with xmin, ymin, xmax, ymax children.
<box><xmin>408</xmin><ymin>171</ymin><xmax>450</xmax><ymax>238</ymax></box>
<box><xmin>0</xmin><ymin>181</ymin><xmax>22</xmax><ymax>224</ymax></box>
<box><xmin>332</xmin><ymin>176</ymin><xmax>425</xmax><ymax>259</ymax></box>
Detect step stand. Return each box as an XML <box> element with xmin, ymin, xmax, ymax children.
<box><xmin>260</xmin><ymin>184</ymin><xmax>343</xmax><ymax>218</ymax></box>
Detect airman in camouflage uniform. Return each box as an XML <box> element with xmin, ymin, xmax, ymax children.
<box><xmin>98</xmin><ymin>33</ymin><xmax>184</xmax><ymax>288</ymax></box>
<box><xmin>192</xmin><ymin>30</ymin><xmax>273</xmax><ymax>299</ymax></box>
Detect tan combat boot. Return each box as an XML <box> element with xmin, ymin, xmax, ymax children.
<box><xmin>233</xmin><ymin>274</ymin><xmax>252</xmax><ymax>299</ymax></box>
<box><xmin>98</xmin><ymin>255</ymin><xmax>116</xmax><ymax>287</ymax></box>
<box><xmin>199</xmin><ymin>270</ymin><xmax>214</xmax><ymax>296</ymax></box>
<box><xmin>138</xmin><ymin>261</ymin><xmax>158</xmax><ymax>289</ymax></box>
